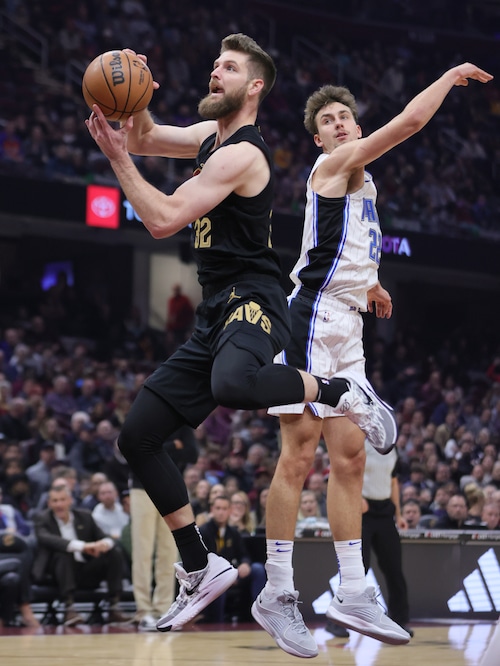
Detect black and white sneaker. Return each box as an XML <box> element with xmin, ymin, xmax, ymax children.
<box><xmin>333</xmin><ymin>372</ymin><xmax>397</xmax><ymax>454</ymax></box>
<box><xmin>156</xmin><ymin>553</ymin><xmax>238</xmax><ymax>632</ymax></box>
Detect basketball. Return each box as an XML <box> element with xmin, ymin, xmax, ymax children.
<box><xmin>82</xmin><ymin>50</ymin><xmax>154</xmax><ymax>122</ymax></box>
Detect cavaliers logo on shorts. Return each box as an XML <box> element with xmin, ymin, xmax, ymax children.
<box><xmin>224</xmin><ymin>300</ymin><xmax>272</xmax><ymax>335</ymax></box>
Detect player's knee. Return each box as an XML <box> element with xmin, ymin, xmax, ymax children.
<box><xmin>211</xmin><ymin>369</ymin><xmax>254</xmax><ymax>408</ymax></box>
<box><xmin>117</xmin><ymin>420</ymin><xmax>162</xmax><ymax>459</ymax></box>
<box><xmin>336</xmin><ymin>445</ymin><xmax>365</xmax><ymax>477</ymax></box>
<box><xmin>274</xmin><ymin>446</ymin><xmax>313</xmax><ymax>486</ymax></box>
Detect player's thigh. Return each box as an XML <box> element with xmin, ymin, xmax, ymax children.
<box><xmin>322</xmin><ymin>416</ymin><xmax>366</xmax><ymax>460</ymax></box>
<box><xmin>279</xmin><ymin>408</ymin><xmax>324</xmax><ymax>458</ymax></box>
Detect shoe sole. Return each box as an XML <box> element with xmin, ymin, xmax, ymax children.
<box><xmin>360</xmin><ymin>381</ymin><xmax>397</xmax><ymax>454</ymax></box>
<box><xmin>157</xmin><ymin>566</ymin><xmax>238</xmax><ymax>632</ymax></box>
<box><xmin>326</xmin><ymin>606</ymin><xmax>410</xmax><ymax>645</ymax></box>
<box><xmin>251</xmin><ymin>600</ymin><xmax>319</xmax><ymax>659</ymax></box>
<box><xmin>341</xmin><ymin>373</ymin><xmax>397</xmax><ymax>455</ymax></box>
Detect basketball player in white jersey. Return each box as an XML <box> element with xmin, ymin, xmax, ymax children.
<box><xmin>252</xmin><ymin>62</ymin><xmax>493</xmax><ymax>658</ymax></box>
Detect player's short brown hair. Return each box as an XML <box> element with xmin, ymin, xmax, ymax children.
<box><xmin>221</xmin><ymin>33</ymin><xmax>277</xmax><ymax>101</ymax></box>
<box><xmin>304</xmin><ymin>85</ymin><xmax>359</xmax><ymax>135</ymax></box>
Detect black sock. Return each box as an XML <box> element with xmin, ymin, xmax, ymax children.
<box><xmin>313</xmin><ymin>376</ymin><xmax>349</xmax><ymax>406</ymax></box>
<box><xmin>172</xmin><ymin>522</ymin><xmax>209</xmax><ymax>572</ymax></box>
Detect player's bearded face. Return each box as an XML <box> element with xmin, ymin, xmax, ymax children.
<box><xmin>198</xmin><ymin>82</ymin><xmax>248</xmax><ymax>119</ymax></box>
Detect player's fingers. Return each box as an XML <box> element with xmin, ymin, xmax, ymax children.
<box><xmin>92</xmin><ymin>104</ymin><xmax>106</xmax><ymax>121</ymax></box>
<box><xmin>122</xmin><ymin>115</ymin><xmax>134</xmax><ymax>132</ymax></box>
<box><xmin>479</xmin><ymin>71</ymin><xmax>494</xmax><ymax>82</ymax></box>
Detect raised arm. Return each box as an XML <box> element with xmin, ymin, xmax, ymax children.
<box><xmin>125</xmin><ymin>107</ymin><xmax>217</xmax><ymax>159</ymax></box>
<box><xmin>86</xmin><ymin>106</ymin><xmax>267</xmax><ymax>238</ymax></box>
<box><xmin>118</xmin><ymin>49</ymin><xmax>217</xmax><ymax>158</ymax></box>
<box><xmin>329</xmin><ymin>62</ymin><xmax>493</xmax><ymax>173</ymax></box>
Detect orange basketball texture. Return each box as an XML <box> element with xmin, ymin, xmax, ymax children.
<box><xmin>82</xmin><ymin>50</ymin><xmax>154</xmax><ymax>122</ymax></box>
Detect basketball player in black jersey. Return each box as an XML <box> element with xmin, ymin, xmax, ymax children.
<box><xmin>85</xmin><ymin>33</ymin><xmax>399</xmax><ymax>635</ymax></box>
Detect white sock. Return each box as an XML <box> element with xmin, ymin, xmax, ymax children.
<box><xmin>263</xmin><ymin>538</ymin><xmax>295</xmax><ymax>597</ymax></box>
<box><xmin>335</xmin><ymin>539</ymin><xmax>366</xmax><ymax>597</ymax></box>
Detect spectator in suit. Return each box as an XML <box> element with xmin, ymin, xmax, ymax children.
<box><xmin>199</xmin><ymin>494</ymin><xmax>265</xmax><ymax>623</ymax></box>
<box><xmin>32</xmin><ymin>483</ymin><xmax>130</xmax><ymax>626</ymax></box>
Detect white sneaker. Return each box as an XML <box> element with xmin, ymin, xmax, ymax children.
<box><xmin>156</xmin><ymin>553</ymin><xmax>238</xmax><ymax>632</ymax></box>
<box><xmin>326</xmin><ymin>586</ymin><xmax>411</xmax><ymax>645</ymax></box>
<box><xmin>333</xmin><ymin>372</ymin><xmax>397</xmax><ymax>454</ymax></box>
<box><xmin>251</xmin><ymin>589</ymin><xmax>319</xmax><ymax>658</ymax></box>
<box><xmin>138</xmin><ymin>614</ymin><xmax>158</xmax><ymax>631</ymax></box>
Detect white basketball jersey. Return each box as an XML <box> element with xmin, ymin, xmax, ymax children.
<box><xmin>289</xmin><ymin>153</ymin><xmax>381</xmax><ymax>311</ymax></box>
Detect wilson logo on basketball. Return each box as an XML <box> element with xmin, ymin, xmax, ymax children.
<box><xmin>91</xmin><ymin>196</ymin><xmax>116</xmax><ymax>218</ymax></box>
<box><xmin>109</xmin><ymin>51</ymin><xmax>125</xmax><ymax>86</ymax></box>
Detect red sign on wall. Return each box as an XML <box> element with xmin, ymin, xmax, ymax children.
<box><xmin>86</xmin><ymin>185</ymin><xmax>120</xmax><ymax>229</ymax></box>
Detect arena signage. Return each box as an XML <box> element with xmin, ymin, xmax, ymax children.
<box><xmin>381</xmin><ymin>235</ymin><xmax>411</xmax><ymax>257</ymax></box>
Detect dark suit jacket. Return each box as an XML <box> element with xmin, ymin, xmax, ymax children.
<box><xmin>199</xmin><ymin>519</ymin><xmax>251</xmax><ymax>569</ymax></box>
<box><xmin>32</xmin><ymin>508</ymin><xmax>108</xmax><ymax>582</ymax></box>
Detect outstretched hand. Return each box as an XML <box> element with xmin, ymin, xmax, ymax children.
<box><xmin>452</xmin><ymin>62</ymin><xmax>493</xmax><ymax>86</ymax></box>
<box><xmin>85</xmin><ymin>105</ymin><xmax>134</xmax><ymax>161</ymax></box>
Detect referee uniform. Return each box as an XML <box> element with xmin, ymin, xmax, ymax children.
<box><xmin>361</xmin><ymin>443</ymin><xmax>411</xmax><ymax>630</ymax></box>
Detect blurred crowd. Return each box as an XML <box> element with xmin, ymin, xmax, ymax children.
<box><xmin>0</xmin><ymin>0</ymin><xmax>499</xmax><ymax>239</ymax></box>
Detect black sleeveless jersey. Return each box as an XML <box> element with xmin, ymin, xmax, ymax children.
<box><xmin>191</xmin><ymin>124</ymin><xmax>281</xmax><ymax>289</ymax></box>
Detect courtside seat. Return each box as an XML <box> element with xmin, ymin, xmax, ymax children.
<box><xmin>30</xmin><ymin>580</ymin><xmax>135</xmax><ymax>625</ymax></box>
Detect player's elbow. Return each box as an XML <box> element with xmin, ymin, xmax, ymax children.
<box><xmin>146</xmin><ymin>211</ymin><xmax>184</xmax><ymax>239</ymax></box>
<box><xmin>147</xmin><ymin>220</ymin><xmax>172</xmax><ymax>239</ymax></box>
<box><xmin>406</xmin><ymin>107</ymin><xmax>428</xmax><ymax>133</ymax></box>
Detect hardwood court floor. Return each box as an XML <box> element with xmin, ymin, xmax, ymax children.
<box><xmin>0</xmin><ymin>621</ymin><xmax>496</xmax><ymax>665</ymax></box>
